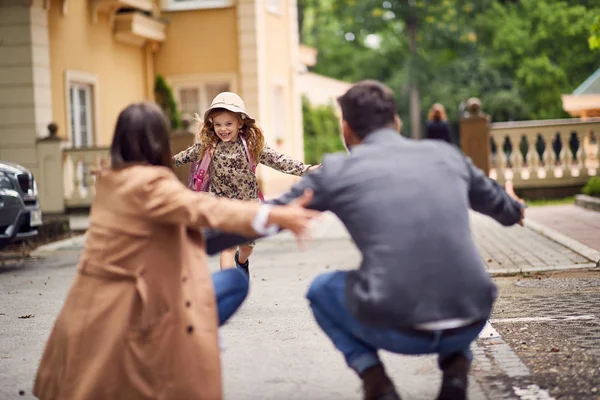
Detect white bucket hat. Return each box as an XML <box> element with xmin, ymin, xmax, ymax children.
<box><xmin>203</xmin><ymin>92</ymin><xmax>254</xmax><ymax>123</ymax></box>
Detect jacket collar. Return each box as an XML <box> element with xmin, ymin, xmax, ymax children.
<box><xmin>361</xmin><ymin>127</ymin><xmax>405</xmax><ymax>146</ymax></box>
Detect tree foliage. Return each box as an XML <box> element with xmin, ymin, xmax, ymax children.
<box><xmin>590</xmin><ymin>14</ymin><xmax>600</xmax><ymax>50</ymax></box>
<box><xmin>154</xmin><ymin>74</ymin><xmax>181</xmax><ymax>130</ymax></box>
<box><xmin>302</xmin><ymin>96</ymin><xmax>344</xmax><ymax>164</ymax></box>
<box><xmin>299</xmin><ymin>0</ymin><xmax>600</xmax><ymax>133</ymax></box>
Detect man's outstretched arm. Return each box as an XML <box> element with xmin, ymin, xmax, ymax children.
<box><xmin>466</xmin><ymin>156</ymin><xmax>524</xmax><ymax>226</ymax></box>
<box><xmin>204</xmin><ymin>168</ymin><xmax>328</xmax><ymax>255</ymax></box>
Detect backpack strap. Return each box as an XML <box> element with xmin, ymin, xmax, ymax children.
<box><xmin>190</xmin><ymin>147</ymin><xmax>213</xmax><ymax>192</ymax></box>
<box><xmin>240</xmin><ymin>136</ymin><xmax>265</xmax><ymax>202</ymax></box>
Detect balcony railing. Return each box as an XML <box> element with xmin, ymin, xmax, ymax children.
<box><xmin>489</xmin><ymin>118</ymin><xmax>599</xmax><ymax>188</ymax></box>
<box><xmin>63</xmin><ymin>147</ymin><xmax>110</xmax><ymax>208</ymax></box>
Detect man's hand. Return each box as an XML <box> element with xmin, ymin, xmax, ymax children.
<box><xmin>517</xmin><ymin>205</ymin><xmax>525</xmax><ymax>226</ymax></box>
<box><xmin>267</xmin><ymin>189</ymin><xmax>320</xmax><ymax>248</ymax></box>
<box><xmin>505</xmin><ymin>180</ymin><xmax>525</xmax><ymax>226</ymax></box>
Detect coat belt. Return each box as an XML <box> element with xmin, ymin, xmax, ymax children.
<box><xmin>78</xmin><ymin>259</ymin><xmax>151</xmax><ymax>332</ymax></box>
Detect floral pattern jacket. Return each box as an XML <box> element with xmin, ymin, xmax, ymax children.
<box><xmin>173</xmin><ymin>138</ymin><xmax>312</xmax><ymax>201</ymax></box>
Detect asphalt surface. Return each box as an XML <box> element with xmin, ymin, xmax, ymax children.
<box><xmin>1</xmin><ymin>212</ymin><xmax>600</xmax><ymax>399</ymax></box>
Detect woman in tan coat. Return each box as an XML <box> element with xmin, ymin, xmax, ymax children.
<box><xmin>33</xmin><ymin>103</ymin><xmax>319</xmax><ymax>400</ymax></box>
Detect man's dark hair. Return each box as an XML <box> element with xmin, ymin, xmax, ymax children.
<box><xmin>110</xmin><ymin>102</ymin><xmax>172</xmax><ymax>169</ymax></box>
<box><xmin>337</xmin><ymin>80</ymin><xmax>397</xmax><ymax>139</ymax></box>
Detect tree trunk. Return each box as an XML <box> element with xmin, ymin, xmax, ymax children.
<box><xmin>408</xmin><ymin>22</ymin><xmax>421</xmax><ymax>139</ymax></box>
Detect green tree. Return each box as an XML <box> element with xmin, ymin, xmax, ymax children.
<box><xmin>300</xmin><ymin>0</ymin><xmax>599</xmax><ymax>137</ymax></box>
<box><xmin>302</xmin><ymin>96</ymin><xmax>344</xmax><ymax>164</ymax></box>
<box><xmin>154</xmin><ymin>74</ymin><xmax>181</xmax><ymax>130</ymax></box>
<box><xmin>590</xmin><ymin>14</ymin><xmax>600</xmax><ymax>50</ymax></box>
<box><xmin>475</xmin><ymin>0</ymin><xmax>599</xmax><ymax>119</ymax></box>
<box><xmin>305</xmin><ymin>0</ymin><xmax>488</xmax><ymax>137</ymax></box>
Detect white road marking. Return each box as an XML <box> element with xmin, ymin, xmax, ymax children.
<box><xmin>478</xmin><ymin>321</ymin><xmax>501</xmax><ymax>339</ymax></box>
<box><xmin>514</xmin><ymin>384</ymin><xmax>556</xmax><ymax>400</ymax></box>
<box><xmin>490</xmin><ymin>315</ymin><xmax>596</xmax><ymax>324</ymax></box>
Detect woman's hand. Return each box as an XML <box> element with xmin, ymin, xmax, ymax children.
<box><xmin>267</xmin><ymin>189</ymin><xmax>321</xmax><ymax>248</ymax></box>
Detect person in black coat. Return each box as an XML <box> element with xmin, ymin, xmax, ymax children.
<box><xmin>425</xmin><ymin>103</ymin><xmax>453</xmax><ymax>144</ymax></box>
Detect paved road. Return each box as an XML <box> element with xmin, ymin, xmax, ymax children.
<box><xmin>0</xmin><ymin>215</ymin><xmax>484</xmax><ymax>400</ymax></box>
<box><xmin>1</xmin><ymin>211</ymin><xmax>599</xmax><ymax>399</ymax></box>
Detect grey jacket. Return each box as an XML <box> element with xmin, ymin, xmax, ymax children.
<box><xmin>206</xmin><ymin>128</ymin><xmax>523</xmax><ymax>330</ymax></box>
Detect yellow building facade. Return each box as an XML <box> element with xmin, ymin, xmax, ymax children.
<box><xmin>0</xmin><ymin>0</ymin><xmax>305</xmax><ymax>212</ymax></box>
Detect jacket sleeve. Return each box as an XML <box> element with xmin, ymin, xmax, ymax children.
<box><xmin>259</xmin><ymin>144</ymin><xmax>312</xmax><ymax>176</ymax></box>
<box><xmin>204</xmin><ymin>166</ymin><xmax>329</xmax><ymax>254</ymax></box>
<box><xmin>266</xmin><ymin>168</ymin><xmax>328</xmax><ymax>210</ymax></box>
<box><xmin>465</xmin><ymin>156</ymin><xmax>523</xmax><ymax>226</ymax></box>
<box><xmin>172</xmin><ymin>143</ymin><xmax>201</xmax><ymax>167</ymax></box>
<box><xmin>137</xmin><ymin>172</ymin><xmax>259</xmax><ymax>237</ymax></box>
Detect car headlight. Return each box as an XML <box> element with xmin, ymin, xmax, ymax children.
<box><xmin>0</xmin><ymin>172</ymin><xmax>13</xmax><ymax>190</ymax></box>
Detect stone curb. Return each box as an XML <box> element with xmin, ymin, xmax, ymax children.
<box><xmin>524</xmin><ymin>219</ymin><xmax>600</xmax><ymax>267</ymax></box>
<box><xmin>31</xmin><ymin>234</ymin><xmax>86</xmax><ymax>256</ymax></box>
<box><xmin>488</xmin><ymin>262</ymin><xmax>598</xmax><ymax>276</ymax></box>
<box><xmin>575</xmin><ymin>194</ymin><xmax>600</xmax><ymax>212</ymax></box>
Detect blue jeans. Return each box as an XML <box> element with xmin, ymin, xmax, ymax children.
<box><xmin>306</xmin><ymin>271</ymin><xmax>486</xmax><ymax>375</ymax></box>
<box><xmin>212</xmin><ymin>268</ymin><xmax>249</xmax><ymax>326</ymax></box>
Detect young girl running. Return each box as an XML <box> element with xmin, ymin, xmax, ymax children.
<box><xmin>173</xmin><ymin>92</ymin><xmax>319</xmax><ymax>274</ymax></box>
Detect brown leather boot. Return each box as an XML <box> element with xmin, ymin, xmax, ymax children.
<box><xmin>437</xmin><ymin>354</ymin><xmax>470</xmax><ymax>400</ymax></box>
<box><xmin>360</xmin><ymin>364</ymin><xmax>401</xmax><ymax>400</ymax></box>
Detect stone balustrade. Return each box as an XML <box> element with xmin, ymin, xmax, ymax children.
<box><xmin>488</xmin><ymin>118</ymin><xmax>599</xmax><ymax>188</ymax></box>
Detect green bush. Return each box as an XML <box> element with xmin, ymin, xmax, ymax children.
<box><xmin>302</xmin><ymin>95</ymin><xmax>344</xmax><ymax>164</ymax></box>
<box><xmin>154</xmin><ymin>74</ymin><xmax>181</xmax><ymax>130</ymax></box>
<box><xmin>582</xmin><ymin>176</ymin><xmax>600</xmax><ymax>197</ymax></box>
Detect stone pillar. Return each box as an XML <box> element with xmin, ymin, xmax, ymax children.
<box><xmin>0</xmin><ymin>0</ymin><xmax>52</xmax><ymax>178</ymax></box>
<box><xmin>460</xmin><ymin>98</ymin><xmax>491</xmax><ymax>176</ymax></box>
<box><xmin>36</xmin><ymin>123</ymin><xmax>65</xmax><ymax>214</ymax></box>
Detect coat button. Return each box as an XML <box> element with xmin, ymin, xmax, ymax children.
<box><xmin>185</xmin><ymin>301</ymin><xmax>191</xmax><ymax>308</ymax></box>
<box><xmin>187</xmin><ymin>325</ymin><xmax>194</xmax><ymax>334</ymax></box>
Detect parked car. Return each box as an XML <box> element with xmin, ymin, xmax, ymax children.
<box><xmin>0</xmin><ymin>161</ymin><xmax>42</xmax><ymax>250</ymax></box>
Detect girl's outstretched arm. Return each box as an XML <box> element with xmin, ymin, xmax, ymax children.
<box><xmin>259</xmin><ymin>143</ymin><xmax>316</xmax><ymax>176</ymax></box>
<box><xmin>172</xmin><ymin>142</ymin><xmax>201</xmax><ymax>167</ymax></box>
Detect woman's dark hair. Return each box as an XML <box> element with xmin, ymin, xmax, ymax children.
<box><xmin>110</xmin><ymin>102</ymin><xmax>172</xmax><ymax>169</ymax></box>
<box><xmin>337</xmin><ymin>80</ymin><xmax>396</xmax><ymax>139</ymax></box>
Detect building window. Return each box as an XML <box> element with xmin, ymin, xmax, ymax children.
<box><xmin>69</xmin><ymin>83</ymin><xmax>94</xmax><ymax>149</ymax></box>
<box><xmin>179</xmin><ymin>88</ymin><xmax>201</xmax><ymax>116</ymax></box>
<box><xmin>65</xmin><ymin>70</ymin><xmax>99</xmax><ymax>193</ymax></box>
<box><xmin>65</xmin><ymin>70</ymin><xmax>98</xmax><ymax>148</ymax></box>
<box><xmin>177</xmin><ymin>81</ymin><xmax>231</xmax><ymax>116</ymax></box>
<box><xmin>160</xmin><ymin>0</ymin><xmax>234</xmax><ymax>11</ymax></box>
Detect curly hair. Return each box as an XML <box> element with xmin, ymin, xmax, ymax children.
<box><xmin>196</xmin><ymin>109</ymin><xmax>265</xmax><ymax>163</ymax></box>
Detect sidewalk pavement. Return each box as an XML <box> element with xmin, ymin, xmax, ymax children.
<box><xmin>525</xmin><ymin>205</ymin><xmax>600</xmax><ymax>254</ymax></box>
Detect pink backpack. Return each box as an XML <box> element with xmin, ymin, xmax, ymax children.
<box><xmin>187</xmin><ymin>135</ymin><xmax>265</xmax><ymax>201</ymax></box>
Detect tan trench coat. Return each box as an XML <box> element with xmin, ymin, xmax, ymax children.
<box><xmin>33</xmin><ymin>165</ymin><xmax>259</xmax><ymax>400</ymax></box>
